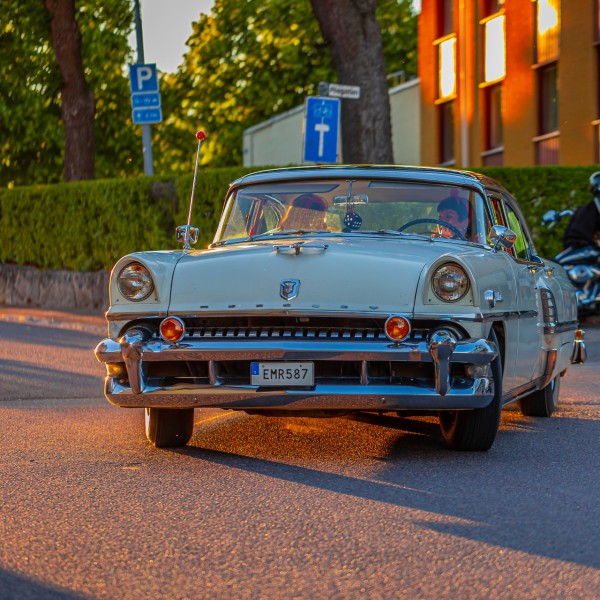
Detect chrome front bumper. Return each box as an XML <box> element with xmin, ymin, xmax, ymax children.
<box><xmin>95</xmin><ymin>328</ymin><xmax>498</xmax><ymax>411</ymax></box>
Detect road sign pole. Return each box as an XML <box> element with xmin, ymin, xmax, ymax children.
<box><xmin>134</xmin><ymin>0</ymin><xmax>154</xmax><ymax>176</ymax></box>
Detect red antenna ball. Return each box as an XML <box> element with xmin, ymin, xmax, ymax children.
<box><xmin>196</xmin><ymin>131</ymin><xmax>206</xmax><ymax>141</ymax></box>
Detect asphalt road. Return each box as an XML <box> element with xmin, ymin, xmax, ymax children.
<box><xmin>0</xmin><ymin>313</ymin><xmax>599</xmax><ymax>599</ymax></box>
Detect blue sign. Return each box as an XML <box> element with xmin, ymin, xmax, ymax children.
<box><xmin>129</xmin><ymin>64</ymin><xmax>159</xmax><ymax>93</ymax></box>
<box><xmin>133</xmin><ymin>107</ymin><xmax>162</xmax><ymax>125</ymax></box>
<box><xmin>132</xmin><ymin>93</ymin><xmax>160</xmax><ymax>109</ymax></box>
<box><xmin>303</xmin><ymin>97</ymin><xmax>340</xmax><ymax>163</ymax></box>
<box><xmin>129</xmin><ymin>63</ymin><xmax>162</xmax><ymax>125</ymax></box>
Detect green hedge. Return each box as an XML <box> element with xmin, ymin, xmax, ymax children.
<box><xmin>0</xmin><ymin>167</ymin><xmax>254</xmax><ymax>271</ymax></box>
<box><xmin>0</xmin><ymin>165</ymin><xmax>597</xmax><ymax>271</ymax></box>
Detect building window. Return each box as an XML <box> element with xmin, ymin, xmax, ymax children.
<box><xmin>483</xmin><ymin>15</ymin><xmax>506</xmax><ymax>84</ymax></box>
<box><xmin>535</xmin><ymin>0</ymin><xmax>560</xmax><ymax>64</ymax></box>
<box><xmin>483</xmin><ymin>84</ymin><xmax>503</xmax><ymax>165</ymax></box>
<box><xmin>535</xmin><ymin>63</ymin><xmax>559</xmax><ymax>164</ymax></box>
<box><xmin>437</xmin><ymin>36</ymin><xmax>457</xmax><ymax>100</ymax></box>
<box><xmin>539</xmin><ymin>63</ymin><xmax>558</xmax><ymax>134</ymax></box>
<box><xmin>439</xmin><ymin>101</ymin><xmax>455</xmax><ymax>165</ymax></box>
<box><xmin>438</xmin><ymin>0</ymin><xmax>454</xmax><ymax>38</ymax></box>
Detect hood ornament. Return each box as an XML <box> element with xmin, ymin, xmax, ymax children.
<box><xmin>280</xmin><ymin>279</ymin><xmax>300</xmax><ymax>300</ymax></box>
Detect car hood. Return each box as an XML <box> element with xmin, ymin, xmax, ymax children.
<box><xmin>168</xmin><ymin>236</ymin><xmax>477</xmax><ymax>315</ymax></box>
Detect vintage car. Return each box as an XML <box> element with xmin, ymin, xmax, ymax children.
<box><xmin>95</xmin><ymin>164</ymin><xmax>586</xmax><ymax>451</ymax></box>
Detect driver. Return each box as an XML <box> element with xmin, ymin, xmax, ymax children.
<box><xmin>437</xmin><ymin>196</ymin><xmax>469</xmax><ymax>238</ymax></box>
<box><xmin>279</xmin><ymin>194</ymin><xmax>328</xmax><ymax>230</ymax></box>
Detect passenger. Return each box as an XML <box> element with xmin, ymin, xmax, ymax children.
<box><xmin>279</xmin><ymin>193</ymin><xmax>328</xmax><ymax>230</ymax></box>
<box><xmin>437</xmin><ymin>195</ymin><xmax>470</xmax><ymax>239</ymax></box>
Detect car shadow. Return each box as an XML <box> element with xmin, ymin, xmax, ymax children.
<box><xmin>0</xmin><ymin>359</ymin><xmax>103</xmax><ymax>402</ymax></box>
<box><xmin>0</xmin><ymin>566</ymin><xmax>84</xmax><ymax>599</ymax></box>
<box><xmin>0</xmin><ymin>321</ymin><xmax>101</xmax><ymax>351</ymax></box>
<box><xmin>174</xmin><ymin>408</ymin><xmax>600</xmax><ymax>569</ymax></box>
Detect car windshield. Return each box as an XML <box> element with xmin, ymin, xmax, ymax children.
<box><xmin>212</xmin><ymin>178</ymin><xmax>492</xmax><ymax>245</ymax></box>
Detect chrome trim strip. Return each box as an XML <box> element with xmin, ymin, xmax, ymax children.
<box><xmin>501</xmin><ymin>378</ymin><xmax>543</xmax><ymax>406</ymax></box>
<box><xmin>480</xmin><ymin>310</ymin><xmax>538</xmax><ymax>321</ymax></box>
<box><xmin>107</xmin><ymin>311</ymin><xmax>167</xmax><ymax>322</ymax></box>
<box><xmin>104</xmin><ymin>377</ymin><xmax>494</xmax><ymax>410</ymax></box>
<box><xmin>544</xmin><ymin>320</ymin><xmax>578</xmax><ymax>335</ymax></box>
<box><xmin>106</xmin><ymin>308</ymin><xmax>538</xmax><ymax>324</ymax></box>
<box><xmin>96</xmin><ymin>337</ymin><xmax>497</xmax><ymax>365</ymax></box>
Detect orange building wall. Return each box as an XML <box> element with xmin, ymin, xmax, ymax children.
<box><xmin>418</xmin><ymin>2</ymin><xmax>440</xmax><ymax>166</ymax></box>
<box><xmin>418</xmin><ymin>0</ymin><xmax>599</xmax><ymax>167</ymax></box>
<box><xmin>560</xmin><ymin>0</ymin><xmax>596</xmax><ymax>165</ymax></box>
<box><xmin>502</xmin><ymin>0</ymin><xmax>536</xmax><ymax>165</ymax></box>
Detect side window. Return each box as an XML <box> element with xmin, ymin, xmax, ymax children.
<box><xmin>503</xmin><ymin>203</ymin><xmax>531</xmax><ymax>260</ymax></box>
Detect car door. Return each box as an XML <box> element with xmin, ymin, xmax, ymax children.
<box><xmin>488</xmin><ymin>193</ymin><xmax>544</xmax><ymax>390</ymax></box>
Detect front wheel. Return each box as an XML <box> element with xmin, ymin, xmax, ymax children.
<box><xmin>518</xmin><ymin>375</ymin><xmax>560</xmax><ymax>417</ymax></box>
<box><xmin>144</xmin><ymin>408</ymin><xmax>195</xmax><ymax>448</ymax></box>
<box><xmin>439</xmin><ymin>330</ymin><xmax>503</xmax><ymax>451</ymax></box>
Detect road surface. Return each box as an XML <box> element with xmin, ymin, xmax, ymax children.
<box><xmin>0</xmin><ymin>310</ymin><xmax>599</xmax><ymax>599</ymax></box>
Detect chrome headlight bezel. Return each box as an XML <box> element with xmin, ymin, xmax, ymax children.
<box><xmin>117</xmin><ymin>262</ymin><xmax>155</xmax><ymax>302</ymax></box>
<box><xmin>431</xmin><ymin>263</ymin><xmax>470</xmax><ymax>302</ymax></box>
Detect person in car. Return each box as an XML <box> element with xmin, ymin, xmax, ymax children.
<box><xmin>279</xmin><ymin>194</ymin><xmax>328</xmax><ymax>230</ymax></box>
<box><xmin>437</xmin><ymin>195</ymin><xmax>470</xmax><ymax>239</ymax></box>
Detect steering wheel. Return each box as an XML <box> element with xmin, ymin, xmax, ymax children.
<box><xmin>398</xmin><ymin>218</ymin><xmax>466</xmax><ymax>240</ymax></box>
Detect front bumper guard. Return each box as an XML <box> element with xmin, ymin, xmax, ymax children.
<box><xmin>95</xmin><ymin>329</ymin><xmax>497</xmax><ymax>410</ymax></box>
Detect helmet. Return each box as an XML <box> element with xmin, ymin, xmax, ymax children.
<box><xmin>589</xmin><ymin>171</ymin><xmax>600</xmax><ymax>195</ymax></box>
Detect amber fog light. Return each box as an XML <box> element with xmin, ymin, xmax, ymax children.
<box><xmin>384</xmin><ymin>316</ymin><xmax>411</xmax><ymax>342</ymax></box>
<box><xmin>160</xmin><ymin>317</ymin><xmax>185</xmax><ymax>342</ymax></box>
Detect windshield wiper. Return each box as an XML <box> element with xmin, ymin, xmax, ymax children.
<box><xmin>211</xmin><ymin>229</ymin><xmax>334</xmax><ymax>247</ymax></box>
<box><xmin>352</xmin><ymin>229</ymin><xmax>431</xmax><ymax>240</ymax></box>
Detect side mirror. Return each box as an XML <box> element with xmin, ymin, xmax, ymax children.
<box><xmin>176</xmin><ymin>225</ymin><xmax>199</xmax><ymax>248</ymax></box>
<box><xmin>489</xmin><ymin>225</ymin><xmax>517</xmax><ymax>253</ymax></box>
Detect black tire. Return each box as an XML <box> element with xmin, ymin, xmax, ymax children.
<box><xmin>145</xmin><ymin>408</ymin><xmax>195</xmax><ymax>448</ymax></box>
<box><xmin>439</xmin><ymin>330</ymin><xmax>503</xmax><ymax>451</ymax></box>
<box><xmin>518</xmin><ymin>374</ymin><xmax>560</xmax><ymax>417</ymax></box>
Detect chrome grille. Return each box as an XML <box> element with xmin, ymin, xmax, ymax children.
<box><xmin>186</xmin><ymin>325</ymin><xmax>391</xmax><ymax>340</ymax></box>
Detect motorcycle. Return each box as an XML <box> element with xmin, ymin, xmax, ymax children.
<box><xmin>542</xmin><ymin>209</ymin><xmax>600</xmax><ymax>315</ymax></box>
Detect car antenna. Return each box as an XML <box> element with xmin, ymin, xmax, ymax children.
<box><xmin>183</xmin><ymin>130</ymin><xmax>206</xmax><ymax>250</ymax></box>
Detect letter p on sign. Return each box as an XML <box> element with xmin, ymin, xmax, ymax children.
<box><xmin>129</xmin><ymin>63</ymin><xmax>159</xmax><ymax>94</ymax></box>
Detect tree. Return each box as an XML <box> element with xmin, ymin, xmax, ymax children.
<box><xmin>160</xmin><ymin>0</ymin><xmax>415</xmax><ymax>170</ymax></box>
<box><xmin>1</xmin><ymin>0</ymin><xmax>138</xmax><ymax>187</ymax></box>
<box><xmin>44</xmin><ymin>0</ymin><xmax>95</xmax><ymax>181</ymax></box>
<box><xmin>310</xmin><ymin>0</ymin><xmax>393</xmax><ymax>163</ymax></box>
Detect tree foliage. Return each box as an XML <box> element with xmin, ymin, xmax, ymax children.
<box><xmin>157</xmin><ymin>0</ymin><xmax>416</xmax><ymax>170</ymax></box>
<box><xmin>1</xmin><ymin>0</ymin><xmax>416</xmax><ymax>186</ymax></box>
<box><xmin>0</xmin><ymin>0</ymin><xmax>140</xmax><ymax>187</ymax></box>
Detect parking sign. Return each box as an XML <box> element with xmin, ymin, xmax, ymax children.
<box><xmin>303</xmin><ymin>97</ymin><xmax>340</xmax><ymax>163</ymax></box>
<box><xmin>129</xmin><ymin>63</ymin><xmax>162</xmax><ymax>125</ymax></box>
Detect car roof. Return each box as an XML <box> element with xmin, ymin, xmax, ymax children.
<box><xmin>230</xmin><ymin>165</ymin><xmax>505</xmax><ymax>194</ymax></box>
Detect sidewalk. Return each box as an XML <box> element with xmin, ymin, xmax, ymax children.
<box><xmin>0</xmin><ymin>306</ymin><xmax>106</xmax><ymax>334</ymax></box>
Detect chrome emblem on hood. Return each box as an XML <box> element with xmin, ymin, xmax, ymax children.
<box><xmin>280</xmin><ymin>279</ymin><xmax>300</xmax><ymax>300</ymax></box>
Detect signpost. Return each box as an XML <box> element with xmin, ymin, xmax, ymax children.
<box><xmin>303</xmin><ymin>96</ymin><xmax>341</xmax><ymax>164</ymax></box>
<box><xmin>129</xmin><ymin>63</ymin><xmax>162</xmax><ymax>125</ymax></box>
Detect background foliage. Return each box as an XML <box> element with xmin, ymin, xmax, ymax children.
<box><xmin>2</xmin><ymin>0</ymin><xmax>417</xmax><ymax>186</ymax></box>
<box><xmin>1</xmin><ymin>0</ymin><xmax>142</xmax><ymax>188</ymax></box>
<box><xmin>0</xmin><ymin>165</ymin><xmax>596</xmax><ymax>272</ymax></box>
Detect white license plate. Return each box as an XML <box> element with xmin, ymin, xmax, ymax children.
<box><xmin>251</xmin><ymin>362</ymin><xmax>314</xmax><ymax>386</ymax></box>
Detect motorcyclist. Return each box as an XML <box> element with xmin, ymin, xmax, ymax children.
<box><xmin>563</xmin><ymin>171</ymin><xmax>600</xmax><ymax>250</ymax></box>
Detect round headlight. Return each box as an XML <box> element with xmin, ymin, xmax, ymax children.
<box><xmin>117</xmin><ymin>262</ymin><xmax>155</xmax><ymax>301</ymax></box>
<box><xmin>431</xmin><ymin>263</ymin><xmax>469</xmax><ymax>302</ymax></box>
